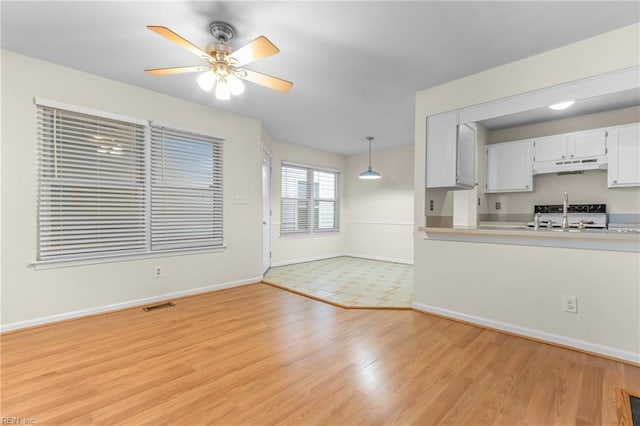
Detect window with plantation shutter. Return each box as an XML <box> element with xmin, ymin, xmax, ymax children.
<box><xmin>150</xmin><ymin>125</ymin><xmax>223</xmax><ymax>251</ymax></box>
<box><xmin>281</xmin><ymin>163</ymin><xmax>339</xmax><ymax>235</ymax></box>
<box><xmin>37</xmin><ymin>104</ymin><xmax>147</xmax><ymax>261</ymax></box>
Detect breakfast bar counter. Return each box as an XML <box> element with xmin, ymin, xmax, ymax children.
<box><xmin>420</xmin><ymin>223</ymin><xmax>640</xmax><ymax>252</ymax></box>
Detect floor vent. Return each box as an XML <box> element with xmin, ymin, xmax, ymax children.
<box><xmin>142</xmin><ymin>302</ymin><xmax>175</xmax><ymax>312</ymax></box>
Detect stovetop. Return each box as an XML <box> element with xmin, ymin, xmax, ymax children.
<box><xmin>533</xmin><ymin>204</ymin><xmax>606</xmax><ymax>214</ymax></box>
<box><xmin>528</xmin><ymin>204</ymin><xmax>608</xmax><ymax>229</ymax></box>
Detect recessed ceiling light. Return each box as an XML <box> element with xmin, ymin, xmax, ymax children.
<box><xmin>549</xmin><ymin>100</ymin><xmax>575</xmax><ymax>110</ymax></box>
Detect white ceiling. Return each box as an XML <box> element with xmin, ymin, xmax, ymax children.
<box><xmin>1</xmin><ymin>1</ymin><xmax>638</xmax><ymax>154</ymax></box>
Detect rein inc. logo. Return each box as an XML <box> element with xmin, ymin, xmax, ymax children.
<box><xmin>1</xmin><ymin>417</ymin><xmax>35</xmax><ymax>425</ymax></box>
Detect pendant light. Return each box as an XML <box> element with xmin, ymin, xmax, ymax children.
<box><xmin>359</xmin><ymin>136</ymin><xmax>381</xmax><ymax>180</ymax></box>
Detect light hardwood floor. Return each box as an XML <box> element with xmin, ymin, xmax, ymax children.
<box><xmin>1</xmin><ymin>284</ymin><xmax>638</xmax><ymax>425</ymax></box>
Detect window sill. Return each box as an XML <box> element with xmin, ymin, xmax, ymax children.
<box><xmin>31</xmin><ymin>246</ymin><xmax>227</xmax><ymax>270</ymax></box>
<box><xmin>279</xmin><ymin>232</ymin><xmax>341</xmax><ymax>240</ymax></box>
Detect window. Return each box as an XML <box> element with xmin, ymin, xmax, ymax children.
<box><xmin>150</xmin><ymin>125</ymin><xmax>223</xmax><ymax>251</ymax></box>
<box><xmin>37</xmin><ymin>104</ymin><xmax>147</xmax><ymax>261</ymax></box>
<box><xmin>281</xmin><ymin>163</ymin><xmax>339</xmax><ymax>235</ymax></box>
<box><xmin>36</xmin><ymin>100</ymin><xmax>224</xmax><ymax>264</ymax></box>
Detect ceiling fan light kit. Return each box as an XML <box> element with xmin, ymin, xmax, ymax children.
<box><xmin>145</xmin><ymin>21</ymin><xmax>293</xmax><ymax>101</ymax></box>
<box><xmin>359</xmin><ymin>136</ymin><xmax>381</xmax><ymax>180</ymax></box>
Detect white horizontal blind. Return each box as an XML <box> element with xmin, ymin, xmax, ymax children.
<box><xmin>37</xmin><ymin>105</ymin><xmax>147</xmax><ymax>260</ymax></box>
<box><xmin>150</xmin><ymin>125</ymin><xmax>223</xmax><ymax>251</ymax></box>
<box><xmin>281</xmin><ymin>165</ymin><xmax>311</xmax><ymax>234</ymax></box>
<box><xmin>314</xmin><ymin>170</ymin><xmax>338</xmax><ymax>231</ymax></box>
<box><xmin>281</xmin><ymin>163</ymin><xmax>339</xmax><ymax>235</ymax></box>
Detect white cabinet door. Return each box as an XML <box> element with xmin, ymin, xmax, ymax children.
<box><xmin>426</xmin><ymin>111</ymin><xmax>476</xmax><ymax>189</ymax></box>
<box><xmin>456</xmin><ymin>123</ymin><xmax>476</xmax><ymax>188</ymax></box>
<box><xmin>568</xmin><ymin>129</ymin><xmax>607</xmax><ymax>159</ymax></box>
<box><xmin>426</xmin><ymin>111</ymin><xmax>457</xmax><ymax>188</ymax></box>
<box><xmin>533</xmin><ymin>135</ymin><xmax>567</xmax><ymax>162</ymax></box>
<box><xmin>485</xmin><ymin>140</ymin><xmax>533</xmax><ymax>193</ymax></box>
<box><xmin>608</xmin><ymin>123</ymin><xmax>640</xmax><ymax>188</ymax></box>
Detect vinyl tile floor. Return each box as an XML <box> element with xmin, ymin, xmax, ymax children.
<box><xmin>263</xmin><ymin>256</ymin><xmax>412</xmax><ymax>308</ymax></box>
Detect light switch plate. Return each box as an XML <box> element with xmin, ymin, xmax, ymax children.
<box><xmin>235</xmin><ymin>195</ymin><xmax>248</xmax><ymax>205</ymax></box>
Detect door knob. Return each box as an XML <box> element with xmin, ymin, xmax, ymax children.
<box><xmin>262</xmin><ymin>221</ymin><xmax>267</xmax><ymax>225</ymax></box>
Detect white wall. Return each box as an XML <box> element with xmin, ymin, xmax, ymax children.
<box><xmin>414</xmin><ymin>24</ymin><xmax>640</xmax><ymax>360</ymax></box>
<box><xmin>344</xmin><ymin>145</ymin><xmax>414</xmax><ymax>263</ymax></box>
<box><xmin>1</xmin><ymin>50</ymin><xmax>264</xmax><ymax>328</ymax></box>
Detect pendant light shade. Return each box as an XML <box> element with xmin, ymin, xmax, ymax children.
<box><xmin>359</xmin><ymin>136</ymin><xmax>381</xmax><ymax>180</ymax></box>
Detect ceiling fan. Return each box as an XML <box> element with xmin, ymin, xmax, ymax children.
<box><xmin>145</xmin><ymin>21</ymin><xmax>293</xmax><ymax>100</ymax></box>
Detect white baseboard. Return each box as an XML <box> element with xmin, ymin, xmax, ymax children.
<box><xmin>1</xmin><ymin>276</ymin><xmax>260</xmax><ymax>333</ymax></box>
<box><xmin>412</xmin><ymin>302</ymin><xmax>639</xmax><ymax>365</ymax></box>
<box><xmin>344</xmin><ymin>253</ymin><xmax>413</xmax><ymax>265</ymax></box>
<box><xmin>270</xmin><ymin>253</ymin><xmax>414</xmax><ymax>268</ymax></box>
<box><xmin>270</xmin><ymin>254</ymin><xmax>344</xmax><ymax>267</ymax></box>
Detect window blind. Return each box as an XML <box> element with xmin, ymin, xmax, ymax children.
<box><xmin>314</xmin><ymin>171</ymin><xmax>338</xmax><ymax>231</ymax></box>
<box><xmin>281</xmin><ymin>164</ymin><xmax>339</xmax><ymax>235</ymax></box>
<box><xmin>150</xmin><ymin>125</ymin><xmax>223</xmax><ymax>251</ymax></box>
<box><xmin>281</xmin><ymin>165</ymin><xmax>311</xmax><ymax>233</ymax></box>
<box><xmin>37</xmin><ymin>105</ymin><xmax>147</xmax><ymax>260</ymax></box>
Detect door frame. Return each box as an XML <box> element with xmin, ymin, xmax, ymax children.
<box><xmin>261</xmin><ymin>148</ymin><xmax>272</xmax><ymax>275</ymax></box>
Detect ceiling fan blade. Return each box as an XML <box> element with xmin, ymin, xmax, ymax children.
<box><xmin>147</xmin><ymin>26</ymin><xmax>214</xmax><ymax>62</ymax></box>
<box><xmin>240</xmin><ymin>69</ymin><xmax>293</xmax><ymax>93</ymax></box>
<box><xmin>145</xmin><ymin>66</ymin><xmax>210</xmax><ymax>76</ymax></box>
<box><xmin>228</xmin><ymin>36</ymin><xmax>280</xmax><ymax>67</ymax></box>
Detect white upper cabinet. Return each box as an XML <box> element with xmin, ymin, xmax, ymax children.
<box><xmin>456</xmin><ymin>123</ymin><xmax>477</xmax><ymax>188</ymax></box>
<box><xmin>533</xmin><ymin>135</ymin><xmax>567</xmax><ymax>162</ymax></box>
<box><xmin>608</xmin><ymin>123</ymin><xmax>640</xmax><ymax>188</ymax></box>
<box><xmin>533</xmin><ymin>129</ymin><xmax>606</xmax><ymax>163</ymax></box>
<box><xmin>426</xmin><ymin>111</ymin><xmax>476</xmax><ymax>189</ymax></box>
<box><xmin>533</xmin><ymin>128</ymin><xmax>608</xmax><ymax>174</ymax></box>
<box><xmin>485</xmin><ymin>140</ymin><xmax>533</xmax><ymax>193</ymax></box>
<box><xmin>569</xmin><ymin>130</ymin><xmax>607</xmax><ymax>159</ymax></box>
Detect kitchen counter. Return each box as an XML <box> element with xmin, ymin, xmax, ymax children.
<box><xmin>421</xmin><ymin>223</ymin><xmax>640</xmax><ymax>252</ymax></box>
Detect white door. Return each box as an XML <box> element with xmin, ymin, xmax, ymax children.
<box><xmin>262</xmin><ymin>150</ymin><xmax>272</xmax><ymax>274</ymax></box>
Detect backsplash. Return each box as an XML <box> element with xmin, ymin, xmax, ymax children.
<box><xmin>485</xmin><ymin>170</ymin><xmax>640</xmax><ymax>215</ymax></box>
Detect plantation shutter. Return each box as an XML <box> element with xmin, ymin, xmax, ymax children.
<box><xmin>281</xmin><ymin>163</ymin><xmax>339</xmax><ymax>235</ymax></box>
<box><xmin>314</xmin><ymin>170</ymin><xmax>338</xmax><ymax>231</ymax></box>
<box><xmin>37</xmin><ymin>104</ymin><xmax>147</xmax><ymax>261</ymax></box>
<box><xmin>150</xmin><ymin>125</ymin><xmax>223</xmax><ymax>251</ymax></box>
<box><xmin>281</xmin><ymin>165</ymin><xmax>312</xmax><ymax>234</ymax></box>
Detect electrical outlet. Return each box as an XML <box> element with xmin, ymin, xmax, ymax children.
<box><xmin>429</xmin><ymin>200</ymin><xmax>434</xmax><ymax>211</ymax></box>
<box><xmin>495</xmin><ymin>202</ymin><xmax>501</xmax><ymax>210</ymax></box>
<box><xmin>562</xmin><ymin>295</ymin><xmax>577</xmax><ymax>313</ymax></box>
<box><xmin>154</xmin><ymin>265</ymin><xmax>163</xmax><ymax>278</ymax></box>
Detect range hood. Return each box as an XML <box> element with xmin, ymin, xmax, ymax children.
<box><xmin>533</xmin><ymin>155</ymin><xmax>608</xmax><ymax>175</ymax></box>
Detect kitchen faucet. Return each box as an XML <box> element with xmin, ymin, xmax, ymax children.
<box><xmin>561</xmin><ymin>192</ymin><xmax>569</xmax><ymax>230</ymax></box>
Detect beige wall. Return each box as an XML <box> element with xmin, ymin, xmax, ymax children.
<box><xmin>1</xmin><ymin>50</ymin><xmax>264</xmax><ymax>327</ymax></box>
<box><xmin>414</xmin><ymin>24</ymin><xmax>640</xmax><ymax>359</ymax></box>
<box><xmin>344</xmin><ymin>145</ymin><xmax>414</xmax><ymax>263</ymax></box>
<box><xmin>267</xmin><ymin>140</ymin><xmax>347</xmax><ymax>266</ymax></box>
<box><xmin>267</xmin><ymin>141</ymin><xmax>415</xmax><ymax>265</ymax></box>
